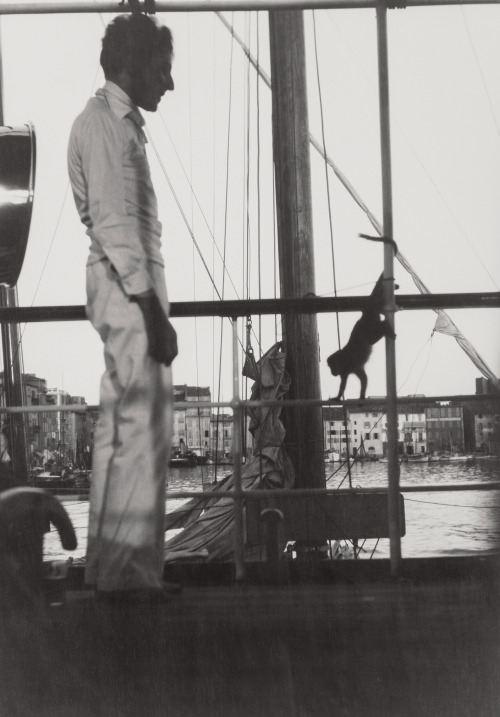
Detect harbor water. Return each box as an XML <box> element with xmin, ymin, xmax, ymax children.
<box><xmin>44</xmin><ymin>459</ymin><xmax>500</xmax><ymax>561</ymax></box>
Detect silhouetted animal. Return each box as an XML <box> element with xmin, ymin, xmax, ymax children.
<box><xmin>327</xmin><ymin>274</ymin><xmax>395</xmax><ymax>400</ymax></box>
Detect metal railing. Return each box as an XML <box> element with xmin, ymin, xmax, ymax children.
<box><xmin>2</xmin><ymin>301</ymin><xmax>499</xmax><ymax>579</ymax></box>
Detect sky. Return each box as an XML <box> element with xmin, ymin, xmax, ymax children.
<box><xmin>1</xmin><ymin>1</ymin><xmax>499</xmax><ymax>405</ymax></box>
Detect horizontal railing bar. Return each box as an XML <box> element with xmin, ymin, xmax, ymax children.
<box><xmin>1</xmin><ymin>0</ymin><xmax>500</xmax><ymax>16</ymax></box>
<box><xmin>392</xmin><ymin>482</ymin><xmax>500</xmax><ymax>493</ymax></box>
<box><xmin>0</xmin><ymin>292</ymin><xmax>499</xmax><ymax>324</ymax></box>
<box><xmin>164</xmin><ymin>482</ymin><xmax>500</xmax><ymax>498</ymax></box>
<box><xmin>166</xmin><ymin>483</ymin><xmax>500</xmax><ymax>498</ymax></box>
<box><xmin>0</xmin><ymin>401</ymin><xmax>233</xmax><ymax>413</ymax></box>
<box><xmin>2</xmin><ymin>392</ymin><xmax>499</xmax><ymax>414</ymax></box>
<box><xmin>48</xmin><ymin>482</ymin><xmax>499</xmax><ymax>502</ymax></box>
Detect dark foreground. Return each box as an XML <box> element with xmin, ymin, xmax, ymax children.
<box><xmin>1</xmin><ymin>556</ymin><xmax>499</xmax><ymax>717</ymax></box>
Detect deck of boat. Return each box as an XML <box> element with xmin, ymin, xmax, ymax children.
<box><xmin>1</xmin><ymin>556</ymin><xmax>499</xmax><ymax>717</ymax></box>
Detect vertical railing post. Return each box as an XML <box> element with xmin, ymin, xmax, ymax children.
<box><xmin>231</xmin><ymin>318</ymin><xmax>245</xmax><ymax>581</ymax></box>
<box><xmin>376</xmin><ymin>2</ymin><xmax>402</xmax><ymax>575</ymax></box>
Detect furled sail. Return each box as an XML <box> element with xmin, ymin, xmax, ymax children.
<box><xmin>396</xmin><ymin>251</ymin><xmax>500</xmax><ymax>392</ymax></box>
<box><xmin>164</xmin><ymin>342</ymin><xmax>295</xmax><ymax>561</ymax></box>
<box><xmin>432</xmin><ymin>312</ymin><xmax>500</xmax><ymax>391</ymax></box>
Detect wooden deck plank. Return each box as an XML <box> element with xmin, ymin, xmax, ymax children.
<box><xmin>1</xmin><ymin>562</ymin><xmax>498</xmax><ymax>717</ymax></box>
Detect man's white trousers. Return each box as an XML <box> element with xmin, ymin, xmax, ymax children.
<box><xmin>85</xmin><ymin>259</ymin><xmax>172</xmax><ymax>591</ymax></box>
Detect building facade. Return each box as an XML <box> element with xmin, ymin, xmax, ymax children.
<box><xmin>425</xmin><ymin>404</ymin><xmax>474</xmax><ymax>454</ymax></box>
<box><xmin>400</xmin><ymin>410</ymin><xmax>427</xmax><ymax>455</ymax></box>
<box><xmin>349</xmin><ymin>409</ymin><xmax>386</xmax><ymax>457</ymax></box>
<box><xmin>172</xmin><ymin>385</ymin><xmax>212</xmax><ymax>456</ymax></box>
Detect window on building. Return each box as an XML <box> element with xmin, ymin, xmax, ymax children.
<box><xmin>373</xmin><ymin>433</ymin><xmax>379</xmax><ymax>439</ymax></box>
<box><xmin>365</xmin><ymin>433</ymin><xmax>370</xmax><ymax>440</ymax></box>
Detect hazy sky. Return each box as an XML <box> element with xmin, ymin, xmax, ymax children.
<box><xmin>1</xmin><ymin>2</ymin><xmax>499</xmax><ymax>404</ymax></box>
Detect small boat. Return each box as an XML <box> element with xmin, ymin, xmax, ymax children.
<box><xmin>403</xmin><ymin>454</ymin><xmax>429</xmax><ymax>463</ymax></box>
<box><xmin>447</xmin><ymin>453</ymin><xmax>475</xmax><ymax>463</ymax></box>
<box><xmin>324</xmin><ymin>450</ymin><xmax>340</xmax><ymax>463</ymax></box>
<box><xmin>33</xmin><ymin>471</ymin><xmax>77</xmax><ymax>493</ymax></box>
<box><xmin>169</xmin><ymin>456</ymin><xmax>191</xmax><ymax>468</ymax></box>
<box><xmin>435</xmin><ymin>453</ymin><xmax>475</xmax><ymax>463</ymax></box>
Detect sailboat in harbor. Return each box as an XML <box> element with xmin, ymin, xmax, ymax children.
<box><xmin>0</xmin><ymin>0</ymin><xmax>498</xmax><ymax>562</ymax></box>
<box><xmin>0</xmin><ymin>3</ymin><xmax>499</xmax><ymax>717</ymax></box>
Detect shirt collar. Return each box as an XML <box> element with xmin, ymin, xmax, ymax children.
<box><xmin>97</xmin><ymin>81</ymin><xmax>145</xmax><ymax>128</ymax></box>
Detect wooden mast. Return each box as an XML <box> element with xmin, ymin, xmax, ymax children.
<box><xmin>269</xmin><ymin>10</ymin><xmax>325</xmax><ymax>491</ymax></box>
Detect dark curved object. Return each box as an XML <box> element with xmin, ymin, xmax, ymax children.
<box><xmin>0</xmin><ymin>486</ymin><xmax>77</xmax><ymax>551</ymax></box>
<box><xmin>0</xmin><ymin>123</ymin><xmax>36</xmax><ymax>287</ymax></box>
<box><xmin>0</xmin><ymin>487</ymin><xmax>76</xmax><ymax>600</ymax></box>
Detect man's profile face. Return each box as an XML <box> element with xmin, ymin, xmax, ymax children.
<box><xmin>130</xmin><ymin>51</ymin><xmax>174</xmax><ymax>112</ymax></box>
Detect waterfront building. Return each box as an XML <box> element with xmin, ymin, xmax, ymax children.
<box><xmin>471</xmin><ymin>377</ymin><xmax>500</xmax><ymax>455</ymax></box>
<box><xmin>349</xmin><ymin>409</ymin><xmax>386</xmax><ymax>458</ymax></box>
<box><xmin>400</xmin><ymin>411</ymin><xmax>427</xmax><ymax>455</ymax></box>
<box><xmin>22</xmin><ymin>373</ymin><xmax>49</xmax><ymax>463</ymax></box>
<box><xmin>425</xmin><ymin>404</ymin><xmax>474</xmax><ymax>454</ymax></box>
<box><xmin>210</xmin><ymin>412</ymin><xmax>233</xmax><ymax>459</ymax></box>
<box><xmin>322</xmin><ymin>407</ymin><xmax>348</xmax><ymax>457</ymax></box>
<box><xmin>172</xmin><ymin>385</ymin><xmax>211</xmax><ymax>456</ymax></box>
<box><xmin>474</xmin><ymin>413</ymin><xmax>498</xmax><ymax>454</ymax></box>
<box><xmin>69</xmin><ymin>396</ymin><xmax>95</xmax><ymax>468</ymax></box>
<box><xmin>45</xmin><ymin>387</ymin><xmax>74</xmax><ymax>464</ymax></box>
<box><xmin>475</xmin><ymin>377</ymin><xmax>499</xmax><ymax>395</ymax></box>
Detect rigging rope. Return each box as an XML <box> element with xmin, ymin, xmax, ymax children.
<box><xmin>460</xmin><ymin>8</ymin><xmax>500</xmax><ymax>145</ymax></box>
<box><xmin>0</xmin><ymin>55</ymin><xmax>104</xmax><ymax>413</ymax></box>
<box><xmin>405</xmin><ymin>496</ymin><xmax>497</xmax><ymax>509</ymax></box>
<box><xmin>218</xmin><ymin>11</ymin><xmax>500</xmax><ymax>392</ymax></box>
<box><xmin>396</xmin><ymin>334</ymin><xmax>434</xmax><ymax>396</ymax></box>
<box><xmin>312</xmin><ymin>10</ymin><xmax>353</xmax><ymax>487</ymax></box>
<box><xmin>214</xmin><ymin>11</ymin><xmax>237</xmax><ymax>469</ymax></box>
<box><xmin>312</xmin><ymin>11</ymin><xmax>340</xmax><ymax>346</ymax></box>
<box><xmin>156</xmin><ymin>112</ymin><xmax>242</xmax><ymax>300</ymax></box>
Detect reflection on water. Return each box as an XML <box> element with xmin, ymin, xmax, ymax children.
<box><xmin>326</xmin><ymin>458</ymin><xmax>500</xmax><ymax>558</ymax></box>
<box><xmin>44</xmin><ymin>459</ymin><xmax>500</xmax><ymax>561</ymax></box>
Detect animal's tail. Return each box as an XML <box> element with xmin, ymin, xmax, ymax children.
<box><xmin>359</xmin><ymin>233</ymin><xmax>398</xmax><ymax>255</ymax></box>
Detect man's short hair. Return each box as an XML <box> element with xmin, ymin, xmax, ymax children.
<box><xmin>100</xmin><ymin>14</ymin><xmax>173</xmax><ymax>78</ymax></box>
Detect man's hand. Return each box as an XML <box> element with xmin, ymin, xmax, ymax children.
<box><xmin>132</xmin><ymin>290</ymin><xmax>178</xmax><ymax>366</ymax></box>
